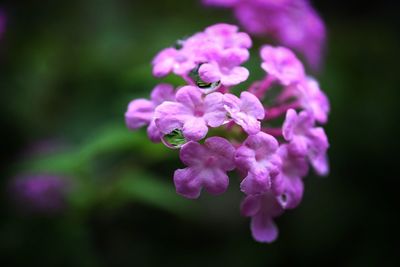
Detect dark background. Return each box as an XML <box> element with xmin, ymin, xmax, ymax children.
<box><xmin>0</xmin><ymin>0</ymin><xmax>399</xmax><ymax>266</ymax></box>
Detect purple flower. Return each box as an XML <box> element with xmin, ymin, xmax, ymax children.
<box><xmin>260</xmin><ymin>45</ymin><xmax>305</xmax><ymax>86</ymax></box>
<box><xmin>224</xmin><ymin>91</ymin><xmax>265</xmax><ymax>134</ymax></box>
<box><xmin>296</xmin><ymin>77</ymin><xmax>330</xmax><ymax>124</ymax></box>
<box><xmin>0</xmin><ymin>9</ymin><xmax>5</xmax><ymax>38</ymax></box>
<box><xmin>174</xmin><ymin>137</ymin><xmax>236</xmax><ymax>198</ymax></box>
<box><xmin>152</xmin><ymin>48</ymin><xmax>198</xmax><ymax>78</ymax></box>
<box><xmin>9</xmin><ymin>174</ymin><xmax>69</xmax><ymax>214</ymax></box>
<box><xmin>241</xmin><ymin>192</ymin><xmax>284</xmax><ymax>243</ymax></box>
<box><xmin>235</xmin><ymin>132</ymin><xmax>281</xmax><ymax>195</ymax></box>
<box><xmin>203</xmin><ymin>0</ymin><xmax>239</xmax><ymax>7</ymax></box>
<box><xmin>199</xmin><ymin>49</ymin><xmax>250</xmax><ymax>86</ymax></box>
<box><xmin>283</xmin><ymin>109</ymin><xmax>329</xmax><ymax>176</ymax></box>
<box><xmin>154</xmin><ymin>86</ymin><xmax>226</xmax><ymax>141</ymax></box>
<box><xmin>273</xmin><ymin>144</ymin><xmax>308</xmax><ymax>209</ymax></box>
<box><xmin>204</xmin><ymin>23</ymin><xmax>252</xmax><ymax>51</ymax></box>
<box><xmin>125</xmin><ymin>83</ymin><xmax>175</xmax><ymax>142</ymax></box>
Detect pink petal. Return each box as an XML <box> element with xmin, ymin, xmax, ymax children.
<box><xmin>241</xmin><ymin>195</ymin><xmax>261</xmax><ymax>217</ymax></box>
<box><xmin>282</xmin><ymin>109</ymin><xmax>298</xmax><ymax>141</ymax></box>
<box><xmin>174</xmin><ymin>168</ymin><xmax>202</xmax><ymax>199</ymax></box>
<box><xmin>203</xmin><ymin>92</ymin><xmax>227</xmax><ymax>127</ymax></box>
<box><xmin>182</xmin><ymin>117</ymin><xmax>208</xmax><ymax>141</ymax></box>
<box><xmin>240</xmin><ymin>92</ymin><xmax>265</xmax><ymax>120</ymax></box>
<box><xmin>220</xmin><ymin>66</ymin><xmax>249</xmax><ymax>86</ymax></box>
<box><xmin>179</xmin><ymin>141</ymin><xmax>207</xmax><ymax>166</ymax></box>
<box><xmin>175</xmin><ymin>86</ymin><xmax>204</xmax><ymax>110</ymax></box>
<box><xmin>250</xmin><ymin>213</ymin><xmax>279</xmax><ymax>243</ymax></box>
<box><xmin>150</xmin><ymin>83</ymin><xmax>175</xmax><ymax>104</ymax></box>
<box><xmin>146</xmin><ymin>120</ymin><xmax>162</xmax><ymax>143</ymax></box>
<box><xmin>204</xmin><ymin>137</ymin><xmax>236</xmax><ymax>171</ymax></box>
<box><xmin>240</xmin><ymin>171</ymin><xmax>271</xmax><ymax>195</ymax></box>
<box><xmin>237</xmin><ymin>114</ymin><xmax>261</xmax><ymax>135</ymax></box>
<box><xmin>154</xmin><ymin>101</ymin><xmax>191</xmax><ymax>134</ymax></box>
<box><xmin>199</xmin><ymin>63</ymin><xmax>221</xmax><ymax>83</ymax></box>
<box><xmin>152</xmin><ymin>48</ymin><xmax>178</xmax><ymax>77</ymax></box>
<box><xmin>201</xmin><ymin>168</ymin><xmax>229</xmax><ymax>195</ymax></box>
<box><xmin>125</xmin><ymin>99</ymin><xmax>154</xmax><ymax>130</ymax></box>
<box><xmin>310</xmin><ymin>153</ymin><xmax>329</xmax><ymax>176</ymax></box>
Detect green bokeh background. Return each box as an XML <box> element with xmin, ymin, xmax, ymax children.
<box><xmin>1</xmin><ymin>1</ymin><xmax>399</xmax><ymax>266</ymax></box>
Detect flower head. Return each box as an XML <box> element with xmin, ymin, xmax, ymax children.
<box><xmin>126</xmin><ymin>21</ymin><xmax>331</xmax><ymax>244</ymax></box>
<box><xmin>235</xmin><ymin>132</ymin><xmax>281</xmax><ymax>195</ymax></box>
<box><xmin>174</xmin><ymin>137</ymin><xmax>236</xmax><ymax>198</ymax></box>
<box><xmin>9</xmin><ymin>174</ymin><xmax>70</xmax><ymax>214</ymax></box>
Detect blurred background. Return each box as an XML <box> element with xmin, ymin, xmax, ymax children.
<box><xmin>1</xmin><ymin>0</ymin><xmax>399</xmax><ymax>266</ymax></box>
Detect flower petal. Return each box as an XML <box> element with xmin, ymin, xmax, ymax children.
<box><xmin>146</xmin><ymin>120</ymin><xmax>162</xmax><ymax>142</ymax></box>
<box><xmin>154</xmin><ymin>101</ymin><xmax>191</xmax><ymax>134</ymax></box>
<box><xmin>241</xmin><ymin>195</ymin><xmax>261</xmax><ymax>217</ymax></box>
<box><xmin>204</xmin><ymin>92</ymin><xmax>227</xmax><ymax>127</ymax></box>
<box><xmin>175</xmin><ymin>86</ymin><xmax>204</xmax><ymax>110</ymax></box>
<box><xmin>282</xmin><ymin>108</ymin><xmax>298</xmax><ymax>141</ymax></box>
<box><xmin>199</xmin><ymin>63</ymin><xmax>221</xmax><ymax>83</ymax></box>
<box><xmin>204</xmin><ymin>136</ymin><xmax>236</xmax><ymax>171</ymax></box>
<box><xmin>179</xmin><ymin>141</ymin><xmax>207</xmax><ymax>166</ymax></box>
<box><xmin>250</xmin><ymin>213</ymin><xmax>279</xmax><ymax>243</ymax></box>
<box><xmin>220</xmin><ymin>66</ymin><xmax>249</xmax><ymax>86</ymax></box>
<box><xmin>240</xmin><ymin>171</ymin><xmax>271</xmax><ymax>195</ymax></box>
<box><xmin>174</xmin><ymin>168</ymin><xmax>202</xmax><ymax>199</ymax></box>
<box><xmin>182</xmin><ymin>117</ymin><xmax>208</xmax><ymax>141</ymax></box>
<box><xmin>240</xmin><ymin>91</ymin><xmax>265</xmax><ymax>120</ymax></box>
<box><xmin>201</xmin><ymin>168</ymin><xmax>229</xmax><ymax>195</ymax></box>
<box><xmin>150</xmin><ymin>83</ymin><xmax>175</xmax><ymax>104</ymax></box>
<box><xmin>125</xmin><ymin>99</ymin><xmax>154</xmax><ymax>129</ymax></box>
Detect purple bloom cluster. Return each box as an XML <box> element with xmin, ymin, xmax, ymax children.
<box><xmin>0</xmin><ymin>9</ymin><xmax>6</xmax><ymax>38</ymax></box>
<box><xmin>125</xmin><ymin>23</ymin><xmax>330</xmax><ymax>243</ymax></box>
<box><xmin>203</xmin><ymin>0</ymin><xmax>326</xmax><ymax>69</ymax></box>
<box><xmin>9</xmin><ymin>174</ymin><xmax>69</xmax><ymax>215</ymax></box>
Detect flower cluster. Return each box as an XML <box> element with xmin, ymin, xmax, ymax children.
<box><xmin>202</xmin><ymin>0</ymin><xmax>326</xmax><ymax>70</ymax></box>
<box><xmin>9</xmin><ymin>174</ymin><xmax>70</xmax><ymax>214</ymax></box>
<box><xmin>0</xmin><ymin>8</ymin><xmax>6</xmax><ymax>39</ymax></box>
<box><xmin>125</xmin><ymin>23</ymin><xmax>330</xmax><ymax>243</ymax></box>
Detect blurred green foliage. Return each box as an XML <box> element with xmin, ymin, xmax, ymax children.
<box><xmin>0</xmin><ymin>0</ymin><xmax>399</xmax><ymax>266</ymax></box>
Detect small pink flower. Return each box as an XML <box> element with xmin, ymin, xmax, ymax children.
<box><xmin>260</xmin><ymin>45</ymin><xmax>305</xmax><ymax>86</ymax></box>
<box><xmin>199</xmin><ymin>49</ymin><xmax>250</xmax><ymax>86</ymax></box>
<box><xmin>204</xmin><ymin>23</ymin><xmax>252</xmax><ymax>51</ymax></box>
<box><xmin>152</xmin><ymin>47</ymin><xmax>199</xmax><ymax>78</ymax></box>
<box><xmin>241</xmin><ymin>192</ymin><xmax>284</xmax><ymax>243</ymax></box>
<box><xmin>154</xmin><ymin>86</ymin><xmax>226</xmax><ymax>141</ymax></box>
<box><xmin>174</xmin><ymin>137</ymin><xmax>236</xmax><ymax>199</ymax></box>
<box><xmin>125</xmin><ymin>84</ymin><xmax>175</xmax><ymax>142</ymax></box>
<box><xmin>283</xmin><ymin>109</ymin><xmax>329</xmax><ymax>176</ymax></box>
<box><xmin>224</xmin><ymin>91</ymin><xmax>265</xmax><ymax>135</ymax></box>
<box><xmin>235</xmin><ymin>132</ymin><xmax>281</xmax><ymax>195</ymax></box>
<box><xmin>296</xmin><ymin>77</ymin><xmax>330</xmax><ymax>124</ymax></box>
